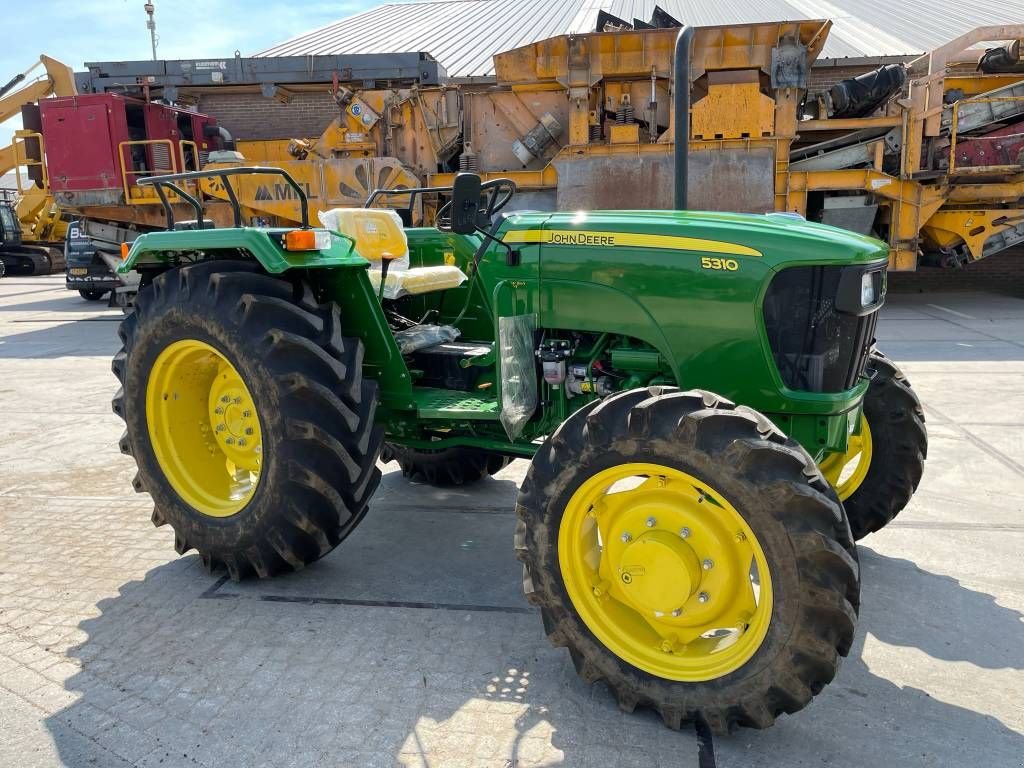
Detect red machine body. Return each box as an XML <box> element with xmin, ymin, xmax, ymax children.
<box><xmin>38</xmin><ymin>94</ymin><xmax>222</xmax><ymax>206</ymax></box>
<box><xmin>953</xmin><ymin>119</ymin><xmax>1024</xmax><ymax>169</ymax></box>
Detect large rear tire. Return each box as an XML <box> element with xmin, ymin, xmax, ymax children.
<box><xmin>821</xmin><ymin>350</ymin><xmax>927</xmax><ymax>539</ymax></box>
<box><xmin>383</xmin><ymin>443</ymin><xmax>512</xmax><ymax>486</ymax></box>
<box><xmin>516</xmin><ymin>387</ymin><xmax>859</xmax><ymax>734</ymax></box>
<box><xmin>113</xmin><ymin>261</ymin><xmax>383</xmax><ymax>579</ymax></box>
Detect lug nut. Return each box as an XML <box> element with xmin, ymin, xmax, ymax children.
<box><xmin>225</xmin><ymin>437</ymin><xmax>235</xmax><ymax>445</ymax></box>
<box><xmin>238</xmin><ymin>438</ymin><xmax>247</xmax><ymax>447</ymax></box>
<box><xmin>242</xmin><ymin>410</ymin><xmax>252</xmax><ymax>418</ymax></box>
<box><xmin>620</xmin><ymin>532</ymin><xmax>632</xmax><ymax>543</ymax></box>
<box><xmin>220</xmin><ymin>395</ymin><xmax>230</xmax><ymax>404</ymax></box>
<box><xmin>698</xmin><ymin>592</ymin><xmax>710</xmax><ymax>604</ymax></box>
<box><xmin>233</xmin><ymin>396</ymin><xmax>242</xmax><ymax>404</ymax></box>
<box><xmin>214</xmin><ymin>406</ymin><xmax>224</xmax><ymax>414</ymax></box>
<box><xmin>702</xmin><ymin>559</ymin><xmax>714</xmax><ymax>570</ymax></box>
<box><xmin>245</xmin><ymin>427</ymin><xmax>254</xmax><ymax>435</ymax></box>
<box><xmin>679</xmin><ymin>527</ymin><xmax>691</xmax><ymax>539</ymax></box>
<box><xmin>735</xmin><ymin>532</ymin><xmax>747</xmax><ymax>542</ymax></box>
<box><xmin>215</xmin><ymin>424</ymin><xmax>226</xmax><ymax>432</ymax></box>
<box><xmin>645</xmin><ymin>517</ymin><xmax>656</xmax><ymax>528</ymax></box>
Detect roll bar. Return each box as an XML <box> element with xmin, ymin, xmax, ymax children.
<box><xmin>138</xmin><ymin>166</ymin><xmax>310</xmax><ymax>230</ymax></box>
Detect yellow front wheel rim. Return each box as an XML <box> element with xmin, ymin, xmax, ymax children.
<box><xmin>145</xmin><ymin>339</ymin><xmax>263</xmax><ymax>517</ymax></box>
<box><xmin>820</xmin><ymin>415</ymin><xmax>873</xmax><ymax>501</ymax></box>
<box><xmin>558</xmin><ymin>463</ymin><xmax>773</xmax><ymax>682</ymax></box>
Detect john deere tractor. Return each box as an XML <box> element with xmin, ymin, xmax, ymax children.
<box><xmin>111</xmin><ymin>32</ymin><xmax>925</xmax><ymax>735</ymax></box>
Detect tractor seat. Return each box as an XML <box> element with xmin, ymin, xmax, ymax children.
<box><xmin>319</xmin><ymin>207</ymin><xmax>467</xmax><ymax>298</ymax></box>
<box><xmin>368</xmin><ymin>265</ymin><xmax>467</xmax><ymax>300</ymax></box>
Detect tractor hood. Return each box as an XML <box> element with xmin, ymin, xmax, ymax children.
<box><xmin>498</xmin><ymin>209</ymin><xmax>889</xmax><ymax>270</ymax></box>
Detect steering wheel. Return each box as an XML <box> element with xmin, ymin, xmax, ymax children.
<box><xmin>436</xmin><ymin>178</ymin><xmax>517</xmax><ymax>232</ymax></box>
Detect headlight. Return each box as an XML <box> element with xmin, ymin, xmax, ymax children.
<box><xmin>860</xmin><ymin>272</ymin><xmax>876</xmax><ymax>307</ymax></box>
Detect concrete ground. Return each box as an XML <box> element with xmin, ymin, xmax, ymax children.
<box><xmin>0</xmin><ymin>274</ymin><xmax>1021</xmax><ymax>768</ymax></box>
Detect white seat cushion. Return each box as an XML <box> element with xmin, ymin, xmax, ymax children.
<box><xmin>368</xmin><ymin>265</ymin><xmax>468</xmax><ymax>300</ymax></box>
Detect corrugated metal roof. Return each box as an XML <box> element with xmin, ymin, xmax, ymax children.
<box><xmin>256</xmin><ymin>0</ymin><xmax>1024</xmax><ymax>76</ymax></box>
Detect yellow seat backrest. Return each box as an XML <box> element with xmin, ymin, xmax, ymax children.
<box><xmin>318</xmin><ymin>208</ymin><xmax>409</xmax><ymax>266</ymax></box>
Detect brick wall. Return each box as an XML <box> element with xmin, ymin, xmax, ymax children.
<box><xmin>196</xmin><ymin>92</ymin><xmax>339</xmax><ymax>141</ymax></box>
<box><xmin>889</xmin><ymin>247</ymin><xmax>1024</xmax><ymax>296</ymax></box>
<box><xmin>808</xmin><ymin>64</ymin><xmax>876</xmax><ymax>95</ymax></box>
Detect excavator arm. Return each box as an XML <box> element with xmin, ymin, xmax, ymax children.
<box><xmin>0</xmin><ymin>55</ymin><xmax>76</xmax><ymax>123</ymax></box>
<box><xmin>0</xmin><ymin>55</ymin><xmax>77</xmax><ymax>272</ymax></box>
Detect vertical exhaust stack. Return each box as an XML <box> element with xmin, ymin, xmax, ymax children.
<box><xmin>673</xmin><ymin>26</ymin><xmax>694</xmax><ymax>210</ymax></box>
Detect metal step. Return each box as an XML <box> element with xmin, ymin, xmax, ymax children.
<box><xmin>414</xmin><ymin>388</ymin><xmax>499</xmax><ymax>420</ymax></box>
<box><xmin>942</xmin><ymin>79</ymin><xmax>1024</xmax><ymax>135</ymax></box>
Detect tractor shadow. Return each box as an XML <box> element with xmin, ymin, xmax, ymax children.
<box><xmin>44</xmin><ymin>500</ymin><xmax>1024</xmax><ymax>767</ymax></box>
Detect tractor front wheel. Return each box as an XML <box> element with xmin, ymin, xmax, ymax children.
<box><xmin>383</xmin><ymin>444</ymin><xmax>512</xmax><ymax>486</ymax></box>
<box><xmin>515</xmin><ymin>387</ymin><xmax>859</xmax><ymax>734</ymax></box>
<box><xmin>820</xmin><ymin>350</ymin><xmax>927</xmax><ymax>539</ymax></box>
<box><xmin>113</xmin><ymin>261</ymin><xmax>383</xmax><ymax>579</ymax></box>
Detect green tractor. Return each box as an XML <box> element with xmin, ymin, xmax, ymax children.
<box><xmin>111</xmin><ymin>36</ymin><xmax>926</xmax><ymax>735</ymax></box>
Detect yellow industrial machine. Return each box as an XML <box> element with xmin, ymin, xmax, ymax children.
<box><xmin>428</xmin><ymin>21</ymin><xmax>1024</xmax><ymax>271</ymax></box>
<box><xmin>48</xmin><ymin>21</ymin><xmax>1024</xmax><ymax>274</ymax></box>
<box><xmin>0</xmin><ymin>55</ymin><xmax>76</xmax><ymax>274</ymax></box>
<box><xmin>199</xmin><ymin>83</ymin><xmax>460</xmax><ymax>224</ymax></box>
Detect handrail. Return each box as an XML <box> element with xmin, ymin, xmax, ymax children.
<box><xmin>364</xmin><ymin>178</ymin><xmax>516</xmax><ymax>217</ymax></box>
<box><xmin>11</xmin><ymin>130</ymin><xmax>48</xmax><ymax>193</ymax></box>
<box><xmin>139</xmin><ymin>166</ymin><xmax>310</xmax><ymax>231</ymax></box>
<box><xmin>364</xmin><ymin>184</ymin><xmax>451</xmax><ymax>210</ymax></box>
<box><xmin>119</xmin><ymin>139</ymin><xmax>178</xmax><ymax>204</ymax></box>
<box><xmin>178</xmin><ymin>140</ymin><xmax>202</xmax><ymax>173</ymax></box>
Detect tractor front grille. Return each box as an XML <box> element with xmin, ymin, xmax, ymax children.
<box><xmin>762</xmin><ymin>265</ymin><xmax>881</xmax><ymax>393</ymax></box>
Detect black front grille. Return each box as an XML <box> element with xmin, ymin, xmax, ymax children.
<box><xmin>763</xmin><ymin>265</ymin><xmax>880</xmax><ymax>392</ymax></box>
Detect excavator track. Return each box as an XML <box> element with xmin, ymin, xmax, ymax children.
<box><xmin>0</xmin><ymin>246</ymin><xmax>62</xmax><ymax>276</ymax></box>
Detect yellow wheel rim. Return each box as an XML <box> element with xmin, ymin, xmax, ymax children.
<box><xmin>558</xmin><ymin>463</ymin><xmax>773</xmax><ymax>682</ymax></box>
<box><xmin>145</xmin><ymin>339</ymin><xmax>263</xmax><ymax>517</ymax></box>
<box><xmin>820</xmin><ymin>415</ymin><xmax>873</xmax><ymax>501</ymax></box>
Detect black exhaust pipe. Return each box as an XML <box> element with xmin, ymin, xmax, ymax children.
<box><xmin>673</xmin><ymin>25</ymin><xmax>694</xmax><ymax>210</ymax></box>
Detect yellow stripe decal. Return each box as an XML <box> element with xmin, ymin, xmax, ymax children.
<box><xmin>502</xmin><ymin>229</ymin><xmax>762</xmax><ymax>257</ymax></box>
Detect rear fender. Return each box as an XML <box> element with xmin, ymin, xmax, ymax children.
<box><xmin>119</xmin><ymin>227</ymin><xmax>367</xmax><ymax>273</ymax></box>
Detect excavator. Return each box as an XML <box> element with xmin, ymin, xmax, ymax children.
<box><xmin>0</xmin><ymin>54</ymin><xmax>75</xmax><ymax>276</ymax></box>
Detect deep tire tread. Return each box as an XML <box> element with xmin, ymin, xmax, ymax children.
<box><xmin>842</xmin><ymin>349</ymin><xmax>927</xmax><ymax>539</ymax></box>
<box><xmin>516</xmin><ymin>386</ymin><xmax>859</xmax><ymax>735</ymax></box>
<box><xmin>384</xmin><ymin>444</ymin><xmax>512</xmax><ymax>487</ymax></box>
<box><xmin>113</xmin><ymin>261</ymin><xmax>382</xmax><ymax>580</ymax></box>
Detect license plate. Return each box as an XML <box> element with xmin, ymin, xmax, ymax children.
<box><xmin>69</xmin><ymin>268</ymin><xmax>88</xmax><ymax>276</ymax></box>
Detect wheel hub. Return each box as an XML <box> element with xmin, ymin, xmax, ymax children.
<box><xmin>146</xmin><ymin>339</ymin><xmax>263</xmax><ymax>517</ymax></box>
<box><xmin>207</xmin><ymin>380</ymin><xmax>261</xmax><ymax>471</ymax></box>
<box><xmin>617</xmin><ymin>531</ymin><xmax>700</xmax><ymax>614</ymax></box>
<box><xmin>558</xmin><ymin>463</ymin><xmax>773</xmax><ymax>681</ymax></box>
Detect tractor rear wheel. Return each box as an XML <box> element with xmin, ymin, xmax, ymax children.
<box><xmin>515</xmin><ymin>387</ymin><xmax>859</xmax><ymax>734</ymax></box>
<box><xmin>820</xmin><ymin>350</ymin><xmax>926</xmax><ymax>539</ymax></box>
<box><xmin>112</xmin><ymin>261</ymin><xmax>383</xmax><ymax>579</ymax></box>
<box><xmin>383</xmin><ymin>444</ymin><xmax>512</xmax><ymax>486</ymax></box>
